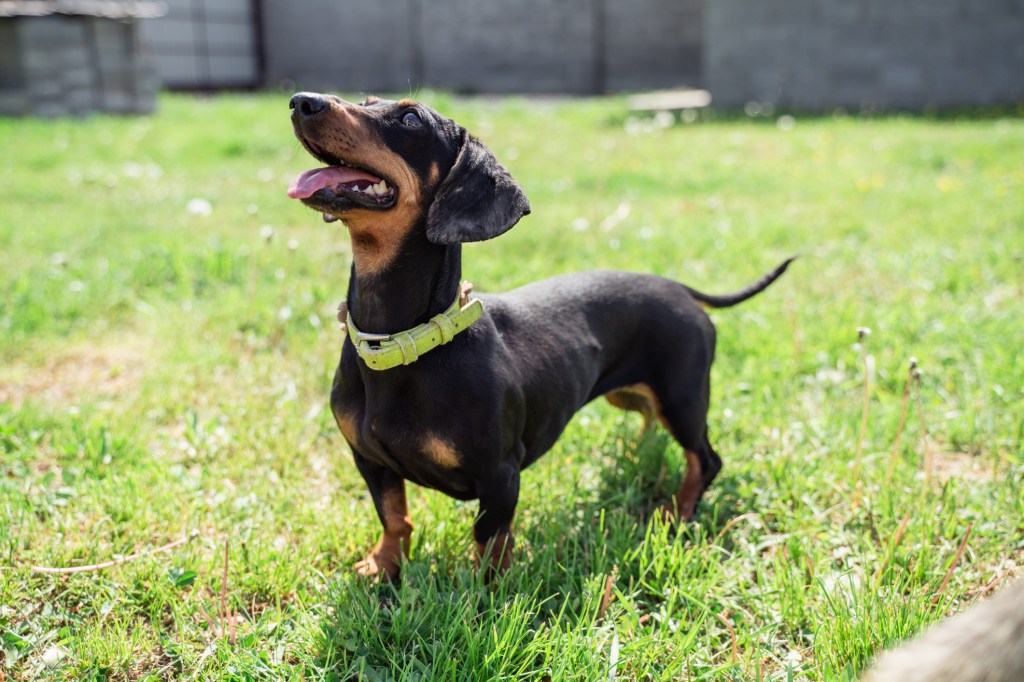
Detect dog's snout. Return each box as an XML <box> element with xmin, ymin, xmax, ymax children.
<box><xmin>290</xmin><ymin>92</ymin><xmax>328</xmax><ymax>119</ymax></box>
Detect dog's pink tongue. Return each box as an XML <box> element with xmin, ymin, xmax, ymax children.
<box><xmin>287</xmin><ymin>166</ymin><xmax>365</xmax><ymax>199</ymax></box>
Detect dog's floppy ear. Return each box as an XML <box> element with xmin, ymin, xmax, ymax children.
<box><xmin>425</xmin><ymin>130</ymin><xmax>530</xmax><ymax>244</ymax></box>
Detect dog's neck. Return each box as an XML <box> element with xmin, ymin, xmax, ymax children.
<box><xmin>345</xmin><ymin>229</ymin><xmax>462</xmax><ymax>336</ymax></box>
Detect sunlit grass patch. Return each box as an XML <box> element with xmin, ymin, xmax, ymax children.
<box><xmin>1</xmin><ymin>93</ymin><xmax>1022</xmax><ymax>680</ymax></box>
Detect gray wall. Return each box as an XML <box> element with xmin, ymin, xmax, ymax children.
<box><xmin>0</xmin><ymin>16</ymin><xmax>158</xmax><ymax>117</ymax></box>
<box><xmin>705</xmin><ymin>0</ymin><xmax>1024</xmax><ymax>109</ymax></box>
<box><xmin>138</xmin><ymin>0</ymin><xmax>1024</xmax><ymax>108</ymax></box>
<box><xmin>139</xmin><ymin>0</ymin><xmax>259</xmax><ymax>89</ymax></box>
<box><xmin>259</xmin><ymin>0</ymin><xmax>703</xmax><ymax>94</ymax></box>
<box><xmin>260</xmin><ymin>1</ymin><xmax>415</xmax><ymax>93</ymax></box>
<box><xmin>604</xmin><ymin>0</ymin><xmax>703</xmax><ymax>92</ymax></box>
<box><xmin>418</xmin><ymin>0</ymin><xmax>596</xmax><ymax>94</ymax></box>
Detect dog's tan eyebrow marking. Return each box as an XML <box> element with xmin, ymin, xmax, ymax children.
<box><xmin>362</xmin><ymin>96</ymin><xmax>380</xmax><ymax>105</ymax></box>
<box><xmin>396</xmin><ymin>99</ymin><xmax>417</xmax><ymax>107</ymax></box>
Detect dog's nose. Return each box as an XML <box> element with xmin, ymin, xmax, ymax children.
<box><xmin>290</xmin><ymin>93</ymin><xmax>328</xmax><ymax>119</ymax></box>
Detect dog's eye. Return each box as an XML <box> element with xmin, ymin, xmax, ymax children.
<box><xmin>401</xmin><ymin>111</ymin><xmax>423</xmax><ymax>128</ymax></box>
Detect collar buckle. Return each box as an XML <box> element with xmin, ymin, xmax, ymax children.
<box><xmin>353</xmin><ymin>330</ymin><xmax>392</xmax><ymax>344</ymax></box>
<box><xmin>337</xmin><ymin>302</ymin><xmax>391</xmax><ymax>342</ymax></box>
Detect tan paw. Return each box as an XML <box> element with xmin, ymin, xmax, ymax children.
<box><xmin>658</xmin><ymin>499</ymin><xmax>696</xmax><ymax>525</ymax></box>
<box><xmin>476</xmin><ymin>532</ymin><xmax>514</xmax><ymax>577</ymax></box>
<box><xmin>354</xmin><ymin>537</ymin><xmax>403</xmax><ymax>582</ymax></box>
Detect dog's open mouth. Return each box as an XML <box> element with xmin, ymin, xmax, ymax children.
<box><xmin>287</xmin><ymin>144</ymin><xmax>397</xmax><ymax>220</ymax></box>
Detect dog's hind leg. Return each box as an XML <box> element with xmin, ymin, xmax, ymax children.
<box><xmin>474</xmin><ymin>461</ymin><xmax>520</xmax><ymax>576</ymax></box>
<box><xmin>652</xmin><ymin>385</ymin><xmax>722</xmax><ymax>523</ymax></box>
<box><xmin>606</xmin><ymin>377</ymin><xmax>721</xmax><ymax>522</ymax></box>
<box><xmin>605</xmin><ymin>384</ymin><xmax>660</xmax><ymax>431</ymax></box>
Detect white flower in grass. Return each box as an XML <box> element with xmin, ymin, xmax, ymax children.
<box><xmin>42</xmin><ymin>646</ymin><xmax>66</xmax><ymax>667</ymax></box>
<box><xmin>186</xmin><ymin>197</ymin><xmax>213</xmax><ymax>217</ymax></box>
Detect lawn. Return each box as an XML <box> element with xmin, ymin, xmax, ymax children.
<box><xmin>1</xmin><ymin>92</ymin><xmax>1022</xmax><ymax>681</ymax></box>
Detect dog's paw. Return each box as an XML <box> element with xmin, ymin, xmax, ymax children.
<box><xmin>658</xmin><ymin>499</ymin><xmax>696</xmax><ymax>525</ymax></box>
<box><xmin>475</xmin><ymin>532</ymin><xmax>514</xmax><ymax>579</ymax></box>
<box><xmin>354</xmin><ymin>538</ymin><xmax>403</xmax><ymax>582</ymax></box>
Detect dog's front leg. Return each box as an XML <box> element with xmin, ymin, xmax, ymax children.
<box><xmin>352</xmin><ymin>451</ymin><xmax>413</xmax><ymax>582</ymax></box>
<box><xmin>474</xmin><ymin>462</ymin><xmax>520</xmax><ymax>576</ymax></box>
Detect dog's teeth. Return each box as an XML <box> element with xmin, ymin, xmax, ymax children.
<box><xmin>378</xmin><ymin>180</ymin><xmax>388</xmax><ymax>194</ymax></box>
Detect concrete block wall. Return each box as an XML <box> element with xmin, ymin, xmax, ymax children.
<box><xmin>705</xmin><ymin>0</ymin><xmax>1024</xmax><ymax>109</ymax></box>
<box><xmin>260</xmin><ymin>0</ymin><xmax>416</xmax><ymax>93</ymax></box>
<box><xmin>138</xmin><ymin>0</ymin><xmax>260</xmax><ymax>89</ymax></box>
<box><xmin>0</xmin><ymin>16</ymin><xmax>158</xmax><ymax>117</ymax></box>
<box><xmin>604</xmin><ymin>0</ymin><xmax>702</xmax><ymax>92</ymax></box>
<box><xmin>132</xmin><ymin>0</ymin><xmax>1024</xmax><ymax>106</ymax></box>
<box><xmin>260</xmin><ymin>0</ymin><xmax>703</xmax><ymax>95</ymax></box>
<box><xmin>419</xmin><ymin>0</ymin><xmax>596</xmax><ymax>94</ymax></box>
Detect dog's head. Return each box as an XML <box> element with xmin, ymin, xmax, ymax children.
<box><xmin>287</xmin><ymin>93</ymin><xmax>530</xmax><ymax>272</ymax></box>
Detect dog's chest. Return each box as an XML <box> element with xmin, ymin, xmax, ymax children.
<box><xmin>331</xmin><ymin>392</ymin><xmax>476</xmax><ymax>497</ymax></box>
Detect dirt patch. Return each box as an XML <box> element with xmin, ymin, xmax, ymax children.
<box><xmin>0</xmin><ymin>338</ymin><xmax>149</xmax><ymax>409</ymax></box>
<box><xmin>931</xmin><ymin>448</ymin><xmax>994</xmax><ymax>483</ymax></box>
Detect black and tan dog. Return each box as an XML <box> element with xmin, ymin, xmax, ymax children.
<box><xmin>287</xmin><ymin>92</ymin><xmax>793</xmax><ymax>581</ymax></box>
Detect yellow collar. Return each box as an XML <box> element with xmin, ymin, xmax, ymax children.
<box><xmin>338</xmin><ymin>282</ymin><xmax>483</xmax><ymax>371</ymax></box>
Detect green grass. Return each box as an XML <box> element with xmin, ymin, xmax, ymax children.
<box><xmin>1</xmin><ymin>92</ymin><xmax>1022</xmax><ymax>681</ymax></box>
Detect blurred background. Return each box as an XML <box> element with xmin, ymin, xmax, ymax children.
<box><xmin>2</xmin><ymin>0</ymin><xmax>1023</xmax><ymax>117</ymax></box>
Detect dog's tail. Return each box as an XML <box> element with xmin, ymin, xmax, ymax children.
<box><xmin>686</xmin><ymin>256</ymin><xmax>797</xmax><ymax>309</ymax></box>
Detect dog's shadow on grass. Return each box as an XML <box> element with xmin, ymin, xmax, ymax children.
<box><xmin>511</xmin><ymin>425</ymin><xmax>762</xmax><ymax>599</ymax></box>
<box><xmin>310</xmin><ymin>422</ymin><xmax>760</xmax><ymax>677</ymax></box>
